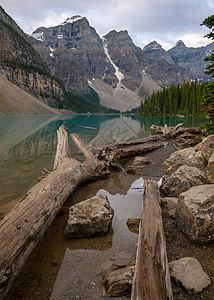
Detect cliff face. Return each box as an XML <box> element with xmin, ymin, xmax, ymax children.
<box><xmin>143</xmin><ymin>39</ymin><xmax>214</xmax><ymax>82</ymax></box>
<box><xmin>0</xmin><ymin>6</ymin><xmax>64</xmax><ymax>107</ymax></box>
<box><xmin>167</xmin><ymin>40</ymin><xmax>214</xmax><ymax>81</ymax></box>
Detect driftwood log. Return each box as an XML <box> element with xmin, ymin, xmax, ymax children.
<box><xmin>150</xmin><ymin>123</ymin><xmax>201</xmax><ymax>138</ymax></box>
<box><xmin>150</xmin><ymin>123</ymin><xmax>184</xmax><ymax>135</ymax></box>
<box><xmin>131</xmin><ymin>180</ymin><xmax>173</xmax><ymax>300</ymax></box>
<box><xmin>0</xmin><ymin>126</ymin><xmax>109</xmax><ymax>299</ymax></box>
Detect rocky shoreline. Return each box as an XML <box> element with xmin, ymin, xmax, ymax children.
<box><xmin>62</xmin><ymin>134</ymin><xmax>214</xmax><ymax>298</ymax></box>
<box><xmin>160</xmin><ymin>134</ymin><xmax>214</xmax><ymax>299</ymax></box>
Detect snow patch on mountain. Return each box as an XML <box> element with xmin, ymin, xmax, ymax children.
<box><xmin>30</xmin><ymin>32</ymin><xmax>44</xmax><ymax>42</ymax></box>
<box><xmin>102</xmin><ymin>39</ymin><xmax>124</xmax><ymax>87</ymax></box>
<box><xmin>61</xmin><ymin>16</ymin><xmax>83</xmax><ymax>26</ymax></box>
<box><xmin>49</xmin><ymin>46</ymin><xmax>54</xmax><ymax>58</ymax></box>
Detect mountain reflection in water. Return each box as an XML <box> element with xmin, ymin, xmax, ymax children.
<box><xmin>0</xmin><ymin>114</ymin><xmax>206</xmax><ymax>220</ymax></box>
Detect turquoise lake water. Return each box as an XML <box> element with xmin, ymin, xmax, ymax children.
<box><xmin>0</xmin><ymin>114</ymin><xmax>206</xmax><ymax>218</ymax></box>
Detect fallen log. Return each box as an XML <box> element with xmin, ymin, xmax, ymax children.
<box><xmin>91</xmin><ymin>134</ymin><xmax>167</xmax><ymax>152</ymax></box>
<box><xmin>0</xmin><ymin>126</ymin><xmax>109</xmax><ymax>299</ymax></box>
<box><xmin>150</xmin><ymin>123</ymin><xmax>202</xmax><ymax>138</ymax></box>
<box><xmin>91</xmin><ymin>142</ymin><xmax>164</xmax><ymax>171</ymax></box>
<box><xmin>150</xmin><ymin>123</ymin><xmax>183</xmax><ymax>135</ymax></box>
<box><xmin>131</xmin><ymin>180</ymin><xmax>173</xmax><ymax>300</ymax></box>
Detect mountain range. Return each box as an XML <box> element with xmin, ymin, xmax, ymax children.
<box><xmin>0</xmin><ymin>6</ymin><xmax>213</xmax><ymax>113</ymax></box>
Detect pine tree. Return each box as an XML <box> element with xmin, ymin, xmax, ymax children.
<box><xmin>201</xmin><ymin>15</ymin><xmax>214</xmax><ymax>135</ymax></box>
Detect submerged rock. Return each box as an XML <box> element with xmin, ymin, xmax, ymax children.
<box><xmin>169</xmin><ymin>257</ymin><xmax>211</xmax><ymax>294</ymax></box>
<box><xmin>163</xmin><ymin>147</ymin><xmax>206</xmax><ymax>175</ymax></box>
<box><xmin>175</xmin><ymin>184</ymin><xmax>214</xmax><ymax>243</ymax></box>
<box><xmin>64</xmin><ymin>195</ymin><xmax>114</xmax><ymax>238</ymax></box>
<box><xmin>101</xmin><ymin>252</ymin><xmax>135</xmax><ymax>296</ymax></box>
<box><xmin>131</xmin><ymin>156</ymin><xmax>152</xmax><ymax>167</ymax></box>
<box><xmin>160</xmin><ymin>165</ymin><xmax>207</xmax><ymax>197</ymax></box>
<box><xmin>126</xmin><ymin>218</ymin><xmax>141</xmax><ymax>234</ymax></box>
<box><xmin>101</xmin><ymin>252</ymin><xmax>135</xmax><ymax>297</ymax></box>
<box><xmin>102</xmin><ymin>265</ymin><xmax>134</xmax><ymax>296</ymax></box>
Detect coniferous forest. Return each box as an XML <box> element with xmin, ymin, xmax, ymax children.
<box><xmin>139</xmin><ymin>80</ymin><xmax>207</xmax><ymax>116</ymax></box>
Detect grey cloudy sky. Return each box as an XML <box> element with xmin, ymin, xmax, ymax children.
<box><xmin>1</xmin><ymin>0</ymin><xmax>214</xmax><ymax>49</ymax></box>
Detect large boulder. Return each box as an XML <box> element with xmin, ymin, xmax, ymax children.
<box><xmin>160</xmin><ymin>165</ymin><xmax>207</xmax><ymax>197</ymax></box>
<box><xmin>163</xmin><ymin>147</ymin><xmax>206</xmax><ymax>175</ymax></box>
<box><xmin>169</xmin><ymin>257</ymin><xmax>211</xmax><ymax>294</ymax></box>
<box><xmin>64</xmin><ymin>195</ymin><xmax>114</xmax><ymax>238</ymax></box>
<box><xmin>175</xmin><ymin>184</ymin><xmax>214</xmax><ymax>243</ymax></box>
<box><xmin>207</xmin><ymin>152</ymin><xmax>214</xmax><ymax>183</ymax></box>
<box><xmin>195</xmin><ymin>134</ymin><xmax>214</xmax><ymax>163</ymax></box>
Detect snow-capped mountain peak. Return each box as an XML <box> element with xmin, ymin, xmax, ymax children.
<box><xmin>61</xmin><ymin>16</ymin><xmax>84</xmax><ymax>26</ymax></box>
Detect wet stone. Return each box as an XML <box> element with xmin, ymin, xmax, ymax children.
<box><xmin>131</xmin><ymin>156</ymin><xmax>152</xmax><ymax>167</ymax></box>
<box><xmin>64</xmin><ymin>195</ymin><xmax>114</xmax><ymax>238</ymax></box>
<box><xmin>126</xmin><ymin>218</ymin><xmax>140</xmax><ymax>234</ymax></box>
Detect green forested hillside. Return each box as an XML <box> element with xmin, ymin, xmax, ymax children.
<box><xmin>139</xmin><ymin>80</ymin><xmax>207</xmax><ymax>116</ymax></box>
<box><xmin>64</xmin><ymin>88</ymin><xmax>119</xmax><ymax>113</ymax></box>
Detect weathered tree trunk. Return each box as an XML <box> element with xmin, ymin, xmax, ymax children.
<box><xmin>54</xmin><ymin>124</ymin><xmax>69</xmax><ymax>170</ymax></box>
<box><xmin>150</xmin><ymin>123</ymin><xmax>202</xmax><ymax>138</ymax></box>
<box><xmin>91</xmin><ymin>134</ymin><xmax>167</xmax><ymax>153</ymax></box>
<box><xmin>131</xmin><ymin>180</ymin><xmax>173</xmax><ymax>300</ymax></box>
<box><xmin>150</xmin><ymin>123</ymin><xmax>183</xmax><ymax>135</ymax></box>
<box><xmin>92</xmin><ymin>141</ymin><xmax>164</xmax><ymax>171</ymax></box>
<box><xmin>0</xmin><ymin>126</ymin><xmax>109</xmax><ymax>299</ymax></box>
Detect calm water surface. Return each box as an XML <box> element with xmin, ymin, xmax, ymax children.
<box><xmin>0</xmin><ymin>114</ymin><xmax>206</xmax><ymax>299</ymax></box>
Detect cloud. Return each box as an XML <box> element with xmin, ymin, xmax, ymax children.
<box><xmin>1</xmin><ymin>0</ymin><xmax>213</xmax><ymax>48</ymax></box>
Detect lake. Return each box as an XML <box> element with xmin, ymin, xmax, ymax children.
<box><xmin>0</xmin><ymin>114</ymin><xmax>206</xmax><ymax>299</ymax></box>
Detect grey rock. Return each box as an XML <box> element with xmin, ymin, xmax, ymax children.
<box><xmin>195</xmin><ymin>134</ymin><xmax>214</xmax><ymax>163</ymax></box>
<box><xmin>64</xmin><ymin>195</ymin><xmax>114</xmax><ymax>238</ymax></box>
<box><xmin>160</xmin><ymin>165</ymin><xmax>207</xmax><ymax>197</ymax></box>
<box><xmin>161</xmin><ymin>197</ymin><xmax>179</xmax><ymax>218</ymax></box>
<box><xmin>169</xmin><ymin>257</ymin><xmax>211</xmax><ymax>294</ymax></box>
<box><xmin>175</xmin><ymin>184</ymin><xmax>214</xmax><ymax>243</ymax></box>
<box><xmin>208</xmin><ymin>152</ymin><xmax>214</xmax><ymax>183</ymax></box>
<box><xmin>163</xmin><ymin>147</ymin><xmax>206</xmax><ymax>175</ymax></box>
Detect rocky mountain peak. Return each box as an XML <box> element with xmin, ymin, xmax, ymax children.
<box><xmin>143</xmin><ymin>40</ymin><xmax>163</xmax><ymax>50</ymax></box>
<box><xmin>143</xmin><ymin>40</ymin><xmax>173</xmax><ymax>63</ymax></box>
<box><xmin>104</xmin><ymin>29</ymin><xmax>135</xmax><ymax>51</ymax></box>
<box><xmin>168</xmin><ymin>40</ymin><xmax>213</xmax><ymax>81</ymax></box>
<box><xmin>175</xmin><ymin>40</ymin><xmax>186</xmax><ymax>48</ymax></box>
<box><xmin>61</xmin><ymin>16</ymin><xmax>84</xmax><ymax>25</ymax></box>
